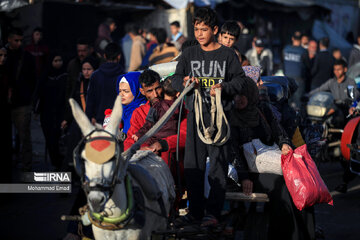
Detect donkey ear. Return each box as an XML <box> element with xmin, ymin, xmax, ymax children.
<box><xmin>69</xmin><ymin>98</ymin><xmax>95</xmax><ymax>136</ymax></box>
<box><xmin>105</xmin><ymin>95</ymin><xmax>122</xmax><ymax>135</ymax></box>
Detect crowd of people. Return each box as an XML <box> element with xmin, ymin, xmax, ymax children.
<box><xmin>1</xmin><ymin>6</ymin><xmax>360</xmax><ymax>240</ymax></box>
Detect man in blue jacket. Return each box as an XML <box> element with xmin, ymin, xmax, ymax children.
<box><xmin>86</xmin><ymin>43</ymin><xmax>124</xmax><ymax>124</ymax></box>
<box><xmin>282</xmin><ymin>31</ymin><xmax>306</xmax><ymax>109</ymax></box>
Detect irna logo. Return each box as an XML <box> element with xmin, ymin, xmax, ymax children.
<box><xmin>34</xmin><ymin>172</ymin><xmax>71</xmax><ymax>182</ymax></box>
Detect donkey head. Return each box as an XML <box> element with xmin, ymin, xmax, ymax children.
<box><xmin>70</xmin><ymin>96</ymin><xmax>123</xmax><ymax>213</ymax></box>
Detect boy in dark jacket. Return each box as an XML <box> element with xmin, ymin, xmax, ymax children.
<box><xmin>172</xmin><ymin>7</ymin><xmax>246</xmax><ymax>226</ymax></box>
<box><xmin>86</xmin><ymin>43</ymin><xmax>124</xmax><ymax>124</ymax></box>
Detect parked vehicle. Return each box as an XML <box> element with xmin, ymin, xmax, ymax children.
<box><xmin>341</xmin><ymin>88</ymin><xmax>360</xmax><ymax>175</ymax></box>
<box><xmin>305</xmin><ymin>92</ymin><xmax>345</xmax><ymax>162</ymax></box>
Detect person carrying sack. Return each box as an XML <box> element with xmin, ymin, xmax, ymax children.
<box><xmin>230</xmin><ymin>77</ymin><xmax>316</xmax><ymax>240</ymax></box>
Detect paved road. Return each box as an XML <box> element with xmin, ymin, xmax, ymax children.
<box><xmin>0</xmin><ymin>118</ymin><xmax>359</xmax><ymax>239</ymax></box>
<box><xmin>314</xmin><ymin>162</ymin><xmax>360</xmax><ymax>240</ymax></box>
<box><xmin>0</xmin><ymin>118</ymin><xmax>78</xmax><ymax>240</ymax></box>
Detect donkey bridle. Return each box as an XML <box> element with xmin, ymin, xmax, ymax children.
<box><xmin>73</xmin><ymin>129</ymin><xmax>126</xmax><ymax>196</ymax></box>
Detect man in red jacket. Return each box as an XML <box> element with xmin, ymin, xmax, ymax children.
<box><xmin>124</xmin><ymin>69</ymin><xmax>187</xmax><ymax>167</ymax></box>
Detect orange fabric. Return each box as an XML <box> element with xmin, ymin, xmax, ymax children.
<box><xmin>80</xmin><ymin>80</ymin><xmax>86</xmax><ymax>111</ymax></box>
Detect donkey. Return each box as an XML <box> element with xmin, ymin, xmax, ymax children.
<box><xmin>69</xmin><ymin>95</ymin><xmax>175</xmax><ymax>240</ymax></box>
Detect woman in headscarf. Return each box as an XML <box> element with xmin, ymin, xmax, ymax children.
<box><xmin>62</xmin><ymin>56</ymin><xmax>100</xmax><ymax>172</ymax></box>
<box><xmin>63</xmin><ymin>56</ymin><xmax>99</xmax><ymax>240</ymax></box>
<box><xmin>242</xmin><ymin>65</ymin><xmax>299</xmax><ymax>144</ymax></box>
<box><xmin>231</xmin><ymin>76</ymin><xmax>291</xmax><ymax>188</ymax></box>
<box><xmin>116</xmin><ymin>71</ymin><xmax>147</xmax><ymax>134</ymax></box>
<box><xmin>230</xmin><ymin>77</ymin><xmax>315</xmax><ymax>240</ymax></box>
<box><xmin>36</xmin><ymin>52</ymin><xmax>67</xmax><ymax>170</ymax></box>
<box><xmin>102</xmin><ymin>71</ymin><xmax>147</xmax><ymax>137</ymax></box>
<box><xmin>62</xmin><ymin>56</ymin><xmax>100</xmax><ymax>129</ymax></box>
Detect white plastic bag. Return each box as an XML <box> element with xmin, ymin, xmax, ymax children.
<box><xmin>243</xmin><ymin>139</ymin><xmax>283</xmax><ymax>175</ymax></box>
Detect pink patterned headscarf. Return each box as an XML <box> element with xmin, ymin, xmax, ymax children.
<box><xmin>242</xmin><ymin>66</ymin><xmax>261</xmax><ymax>83</ymax></box>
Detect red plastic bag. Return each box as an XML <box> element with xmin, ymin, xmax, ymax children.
<box><xmin>281</xmin><ymin>144</ymin><xmax>333</xmax><ymax>211</ymax></box>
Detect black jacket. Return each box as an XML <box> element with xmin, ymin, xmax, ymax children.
<box><xmin>6</xmin><ymin>48</ymin><xmax>36</xmax><ymax>108</ymax></box>
<box><xmin>38</xmin><ymin>72</ymin><xmax>67</xmax><ymax>121</ymax></box>
<box><xmin>311</xmin><ymin>50</ymin><xmax>335</xmax><ymax>90</ymax></box>
<box><xmin>66</xmin><ymin>57</ymin><xmax>82</xmax><ymax>102</ymax></box>
<box><xmin>301</xmin><ymin>53</ymin><xmax>315</xmax><ymax>92</ymax></box>
<box><xmin>85</xmin><ymin>62</ymin><xmax>124</xmax><ymax>123</ymax></box>
<box><xmin>259</xmin><ymin>88</ymin><xmax>297</xmax><ymax>140</ymax></box>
